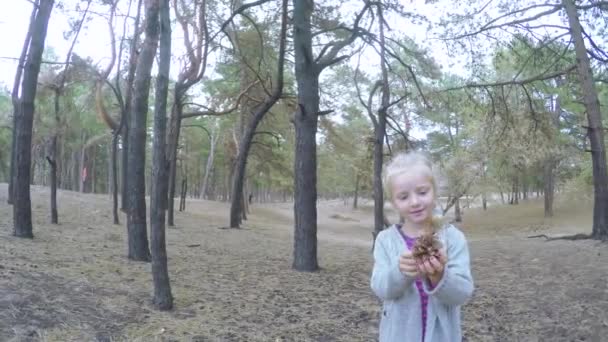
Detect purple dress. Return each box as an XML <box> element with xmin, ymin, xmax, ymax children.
<box><xmin>397</xmin><ymin>226</ymin><xmax>433</xmax><ymax>341</ymax></box>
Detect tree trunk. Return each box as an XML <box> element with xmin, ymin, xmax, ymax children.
<box><xmin>200</xmin><ymin>124</ymin><xmax>217</xmax><ymax>199</ymax></box>
<box><xmin>150</xmin><ymin>0</ymin><xmax>173</xmax><ymax>310</ymax></box>
<box><xmin>8</xmin><ymin>113</ymin><xmax>18</xmax><ymax>205</ymax></box>
<box><xmin>563</xmin><ymin>0</ymin><xmax>608</xmax><ymax>239</ymax></box>
<box><xmin>127</xmin><ymin>0</ymin><xmax>160</xmax><ymax>261</ymax></box>
<box><xmin>46</xmin><ymin>137</ymin><xmax>58</xmax><ymax>224</ymax></box>
<box><xmin>179</xmin><ymin>178</ymin><xmax>187</xmax><ymax>212</ymax></box>
<box><xmin>166</xmin><ymin>101</ymin><xmax>182</xmax><ymax>226</ymax></box>
<box><xmin>370</xmin><ymin>2</ymin><xmax>390</xmax><ymax>248</ymax></box>
<box><xmin>79</xmin><ymin>134</ymin><xmax>86</xmax><ymax>193</ymax></box>
<box><xmin>543</xmin><ymin>161</ymin><xmax>555</xmax><ymax>217</ymax></box>
<box><xmin>292</xmin><ymin>0</ymin><xmax>321</xmax><ymax>272</ymax></box>
<box><xmin>121</xmin><ymin>125</ymin><xmax>129</xmax><ymax>209</ymax></box>
<box><xmin>120</xmin><ymin>0</ymin><xmax>142</xmax><ymax>213</ymax></box>
<box><xmin>544</xmin><ymin>85</ymin><xmax>563</xmax><ymax>217</ymax></box>
<box><xmin>47</xmin><ymin>0</ymin><xmax>88</xmax><ymax>219</ymax></box>
<box><xmin>454</xmin><ymin>198</ymin><xmax>462</xmax><ymax>222</ymax></box>
<box><xmin>8</xmin><ymin>0</ymin><xmax>36</xmax><ymax>205</ymax></box>
<box><xmin>373</xmin><ymin>2</ymin><xmax>390</xmax><ymax>242</ymax></box>
<box><xmin>353</xmin><ymin>173</ymin><xmax>359</xmax><ymax>210</ymax></box>
<box><xmin>91</xmin><ymin>145</ymin><xmax>97</xmax><ymax>193</ymax></box>
<box><xmin>13</xmin><ymin>0</ymin><xmax>54</xmax><ymax>238</ymax></box>
<box><xmin>112</xmin><ymin>132</ymin><xmax>120</xmax><ymax>224</ymax></box>
<box><xmin>228</xmin><ymin>6</ymin><xmax>286</xmax><ymax>228</ymax></box>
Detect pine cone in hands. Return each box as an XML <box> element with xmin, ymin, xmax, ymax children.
<box><xmin>412</xmin><ymin>234</ymin><xmax>442</xmax><ymax>262</ymax></box>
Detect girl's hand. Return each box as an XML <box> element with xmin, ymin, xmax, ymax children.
<box><xmin>417</xmin><ymin>249</ymin><xmax>447</xmax><ymax>286</ymax></box>
<box><xmin>398</xmin><ymin>250</ymin><xmax>419</xmax><ymax>278</ymax></box>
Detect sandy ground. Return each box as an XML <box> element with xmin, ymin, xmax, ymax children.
<box><xmin>0</xmin><ymin>184</ymin><xmax>607</xmax><ymax>342</ymax></box>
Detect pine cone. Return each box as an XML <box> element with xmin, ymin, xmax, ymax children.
<box><xmin>412</xmin><ymin>234</ymin><xmax>442</xmax><ymax>262</ymax></box>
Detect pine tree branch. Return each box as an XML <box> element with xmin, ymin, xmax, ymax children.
<box><xmin>441</xmin><ymin>65</ymin><xmax>577</xmax><ymax>91</ymax></box>
<box><xmin>315</xmin><ymin>1</ymin><xmax>374</xmax><ymax>70</ymax></box>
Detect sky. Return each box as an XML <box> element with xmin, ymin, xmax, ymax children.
<box><xmin>0</xmin><ymin>0</ymin><xmax>465</xmax><ymax>89</ymax></box>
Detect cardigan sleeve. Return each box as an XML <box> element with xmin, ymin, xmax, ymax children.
<box><xmin>371</xmin><ymin>230</ymin><xmax>414</xmax><ymax>300</ymax></box>
<box><xmin>423</xmin><ymin>226</ymin><xmax>474</xmax><ymax>306</ymax></box>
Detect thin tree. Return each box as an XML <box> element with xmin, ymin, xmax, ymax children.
<box><xmin>562</xmin><ymin>0</ymin><xmax>608</xmax><ymax>240</ymax></box>
<box><xmin>229</xmin><ymin>0</ymin><xmax>288</xmax><ymax>228</ymax></box>
<box><xmin>150</xmin><ymin>0</ymin><xmax>173</xmax><ymax>310</ymax></box>
<box><xmin>13</xmin><ymin>0</ymin><xmax>55</xmax><ymax>238</ymax></box>
<box><xmin>94</xmin><ymin>0</ymin><xmax>142</xmax><ymax>224</ymax></box>
<box><xmin>292</xmin><ymin>0</ymin><xmax>373</xmax><ymax>271</ymax></box>
<box><xmin>372</xmin><ymin>2</ymin><xmax>390</xmax><ymax>241</ymax></box>
<box><xmin>47</xmin><ymin>0</ymin><xmax>92</xmax><ymax>224</ymax></box>
<box><xmin>127</xmin><ymin>0</ymin><xmax>161</xmax><ymax>261</ymax></box>
<box><xmin>166</xmin><ymin>0</ymin><xmax>271</xmax><ymax>226</ymax></box>
<box><xmin>8</xmin><ymin>2</ymin><xmax>37</xmax><ymax>205</ymax></box>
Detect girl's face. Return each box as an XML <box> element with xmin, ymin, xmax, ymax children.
<box><xmin>390</xmin><ymin>168</ymin><xmax>436</xmax><ymax>228</ymax></box>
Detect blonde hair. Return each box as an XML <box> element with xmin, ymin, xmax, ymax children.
<box><xmin>382</xmin><ymin>151</ymin><xmax>444</xmax><ymax>231</ymax></box>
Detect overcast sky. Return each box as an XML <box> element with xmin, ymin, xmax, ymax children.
<box><xmin>0</xmin><ymin>0</ymin><xmax>467</xmax><ymax>89</ymax></box>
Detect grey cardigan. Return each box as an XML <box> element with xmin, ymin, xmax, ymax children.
<box><xmin>371</xmin><ymin>224</ymin><xmax>474</xmax><ymax>342</ymax></box>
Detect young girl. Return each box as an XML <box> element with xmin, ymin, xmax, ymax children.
<box><xmin>371</xmin><ymin>151</ymin><xmax>474</xmax><ymax>342</ymax></box>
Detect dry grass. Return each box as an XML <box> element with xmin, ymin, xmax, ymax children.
<box><xmin>0</xmin><ymin>184</ymin><xmax>607</xmax><ymax>342</ymax></box>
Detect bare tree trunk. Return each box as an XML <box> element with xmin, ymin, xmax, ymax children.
<box><xmin>179</xmin><ymin>178</ymin><xmax>187</xmax><ymax>212</ymax></box>
<box><xmin>372</xmin><ymin>2</ymin><xmax>390</xmax><ymax>244</ymax></box>
<box><xmin>8</xmin><ymin>113</ymin><xmax>18</xmax><ymax>205</ymax></box>
<box><xmin>544</xmin><ymin>84</ymin><xmax>562</xmax><ymax>217</ymax></box>
<box><xmin>150</xmin><ymin>0</ymin><xmax>173</xmax><ymax>310</ymax></box>
<box><xmin>8</xmin><ymin>0</ymin><xmax>36</xmax><ymax>205</ymax></box>
<box><xmin>166</xmin><ymin>102</ymin><xmax>182</xmax><ymax>225</ymax></box>
<box><xmin>543</xmin><ymin>161</ymin><xmax>555</xmax><ymax>217</ymax></box>
<box><xmin>353</xmin><ymin>173</ymin><xmax>359</xmax><ymax>210</ymax></box>
<box><xmin>46</xmin><ymin>0</ymin><xmax>89</xmax><ymax>223</ymax></box>
<box><xmin>46</xmin><ymin>139</ymin><xmax>58</xmax><ymax>224</ymax></box>
<box><xmin>127</xmin><ymin>0</ymin><xmax>160</xmax><ymax>261</ymax></box>
<box><xmin>79</xmin><ymin>134</ymin><xmax>86</xmax><ymax>193</ymax></box>
<box><xmin>112</xmin><ymin>133</ymin><xmax>120</xmax><ymax>224</ymax></box>
<box><xmin>454</xmin><ymin>198</ymin><xmax>462</xmax><ymax>222</ymax></box>
<box><xmin>563</xmin><ymin>0</ymin><xmax>608</xmax><ymax>239</ymax></box>
<box><xmin>91</xmin><ymin>146</ymin><xmax>97</xmax><ymax>193</ymax></box>
<box><xmin>228</xmin><ymin>4</ymin><xmax>286</xmax><ymax>227</ymax></box>
<box><xmin>13</xmin><ymin>0</ymin><xmax>54</xmax><ymax>238</ymax></box>
<box><xmin>120</xmin><ymin>0</ymin><xmax>143</xmax><ymax>213</ymax></box>
<box><xmin>200</xmin><ymin>124</ymin><xmax>217</xmax><ymax>199</ymax></box>
<box><xmin>292</xmin><ymin>0</ymin><xmax>320</xmax><ymax>271</ymax></box>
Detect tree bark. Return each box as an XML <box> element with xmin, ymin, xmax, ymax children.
<box><xmin>121</xmin><ymin>0</ymin><xmax>143</xmax><ymax>213</ymax></box>
<box><xmin>200</xmin><ymin>123</ymin><xmax>217</xmax><ymax>199</ymax></box>
<box><xmin>150</xmin><ymin>0</ymin><xmax>173</xmax><ymax>310</ymax></box>
<box><xmin>127</xmin><ymin>0</ymin><xmax>160</xmax><ymax>261</ymax></box>
<box><xmin>353</xmin><ymin>173</ymin><xmax>359</xmax><ymax>209</ymax></box>
<box><xmin>9</xmin><ymin>2</ymin><xmax>36</xmax><ymax>205</ymax></box>
<box><xmin>544</xmin><ymin>83</ymin><xmax>563</xmax><ymax>217</ymax></box>
<box><xmin>229</xmin><ymin>0</ymin><xmax>286</xmax><ymax>228</ymax></box>
<box><xmin>47</xmin><ymin>1</ymin><xmax>89</xmax><ymax>223</ymax></box>
<box><xmin>13</xmin><ymin>0</ymin><xmax>54</xmax><ymax>238</ymax></box>
<box><xmin>372</xmin><ymin>2</ymin><xmax>390</xmax><ymax>243</ymax></box>
<box><xmin>454</xmin><ymin>198</ymin><xmax>462</xmax><ymax>222</ymax></box>
<box><xmin>167</xmin><ymin>101</ymin><xmax>182</xmax><ymax>225</ymax></box>
<box><xmin>46</xmin><ymin>140</ymin><xmax>58</xmax><ymax>224</ymax></box>
<box><xmin>112</xmin><ymin>132</ymin><xmax>120</xmax><ymax>224</ymax></box>
<box><xmin>563</xmin><ymin>0</ymin><xmax>608</xmax><ymax>240</ymax></box>
<box><xmin>292</xmin><ymin>0</ymin><xmax>321</xmax><ymax>272</ymax></box>
<box><xmin>543</xmin><ymin>161</ymin><xmax>555</xmax><ymax>217</ymax></box>
<box><xmin>179</xmin><ymin>178</ymin><xmax>187</xmax><ymax>212</ymax></box>
<box><xmin>79</xmin><ymin>133</ymin><xmax>86</xmax><ymax>193</ymax></box>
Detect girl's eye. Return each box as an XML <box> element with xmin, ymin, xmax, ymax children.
<box><xmin>419</xmin><ymin>191</ymin><xmax>427</xmax><ymax>195</ymax></box>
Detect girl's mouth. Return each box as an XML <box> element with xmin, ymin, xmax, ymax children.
<box><xmin>410</xmin><ymin>208</ymin><xmax>425</xmax><ymax>215</ymax></box>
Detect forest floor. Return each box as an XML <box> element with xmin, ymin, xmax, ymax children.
<box><xmin>0</xmin><ymin>184</ymin><xmax>607</xmax><ymax>342</ymax></box>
